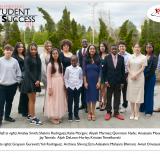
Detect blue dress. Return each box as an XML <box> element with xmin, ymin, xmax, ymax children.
<box><xmin>140</xmin><ymin>55</ymin><xmax>157</xmax><ymax>114</ymax></box>
<box><xmin>84</xmin><ymin>63</ymin><xmax>101</xmax><ymax>103</ymax></box>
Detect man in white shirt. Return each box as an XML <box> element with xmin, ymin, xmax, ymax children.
<box><xmin>64</xmin><ymin>55</ymin><xmax>83</xmax><ymax>122</ymax></box>
<box><xmin>118</xmin><ymin>41</ymin><xmax>131</xmax><ymax>113</ymax></box>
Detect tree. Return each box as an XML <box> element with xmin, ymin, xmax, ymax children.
<box><xmin>98</xmin><ymin>18</ymin><xmax>109</xmax><ymax>44</ymax></box>
<box><xmin>57</xmin><ymin>7</ymin><xmax>71</xmax><ymax>40</ymax></box>
<box><xmin>125</xmin><ymin>30</ymin><xmax>133</xmax><ymax>53</ymax></box>
<box><xmin>118</xmin><ymin>20</ymin><xmax>129</xmax><ymax>40</ymax></box>
<box><xmin>3</xmin><ymin>22</ymin><xmax>11</xmax><ymax>45</ymax></box>
<box><xmin>70</xmin><ymin>18</ymin><xmax>81</xmax><ymax>53</ymax></box>
<box><xmin>8</xmin><ymin>22</ymin><xmax>21</xmax><ymax>46</ymax></box>
<box><xmin>38</xmin><ymin>7</ymin><xmax>55</xmax><ymax>36</ymax></box>
<box><xmin>139</xmin><ymin>19</ymin><xmax>148</xmax><ymax>47</ymax></box>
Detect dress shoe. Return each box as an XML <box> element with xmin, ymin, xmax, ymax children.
<box><xmin>79</xmin><ymin>105</ymin><xmax>85</xmax><ymax>110</ymax></box>
<box><xmin>105</xmin><ymin>113</ymin><xmax>111</xmax><ymax>120</ymax></box>
<box><xmin>85</xmin><ymin>107</ymin><xmax>88</xmax><ymax>113</ymax></box>
<box><xmin>114</xmin><ymin>114</ymin><xmax>124</xmax><ymax>120</ymax></box>
<box><xmin>153</xmin><ymin>108</ymin><xmax>160</xmax><ymax>112</ymax></box>
<box><xmin>5</xmin><ymin>117</ymin><xmax>15</xmax><ymax>122</ymax></box>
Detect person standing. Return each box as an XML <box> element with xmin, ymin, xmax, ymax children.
<box><xmin>140</xmin><ymin>43</ymin><xmax>157</xmax><ymax>116</ymax></box>
<box><xmin>44</xmin><ymin>48</ymin><xmax>67</xmax><ymax>124</ymax></box>
<box><xmin>97</xmin><ymin>42</ymin><xmax>108</xmax><ymax>111</ymax></box>
<box><xmin>84</xmin><ymin>45</ymin><xmax>101</xmax><ymax>121</ymax></box>
<box><xmin>77</xmin><ymin>39</ymin><xmax>88</xmax><ymax>113</ymax></box>
<box><xmin>127</xmin><ymin>43</ymin><xmax>147</xmax><ymax>120</ymax></box>
<box><xmin>40</xmin><ymin>41</ymin><xmax>52</xmax><ymax>88</ymax></box>
<box><xmin>0</xmin><ymin>44</ymin><xmax>21</xmax><ymax>126</ymax></box>
<box><xmin>103</xmin><ymin>45</ymin><xmax>125</xmax><ymax>121</ymax></box>
<box><xmin>118</xmin><ymin>41</ymin><xmax>131</xmax><ymax>113</ymax></box>
<box><xmin>21</xmin><ymin>42</ymin><xmax>42</xmax><ymax>125</ymax></box>
<box><xmin>153</xmin><ymin>53</ymin><xmax>160</xmax><ymax>112</ymax></box>
<box><xmin>12</xmin><ymin>42</ymin><xmax>29</xmax><ymax>117</ymax></box>
<box><xmin>64</xmin><ymin>55</ymin><xmax>83</xmax><ymax>122</ymax></box>
<box><xmin>60</xmin><ymin>39</ymin><xmax>73</xmax><ymax>73</ymax></box>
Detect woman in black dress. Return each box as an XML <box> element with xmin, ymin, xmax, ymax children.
<box><xmin>59</xmin><ymin>39</ymin><xmax>73</xmax><ymax>73</ymax></box>
<box><xmin>21</xmin><ymin>42</ymin><xmax>42</xmax><ymax>125</ymax></box>
<box><xmin>12</xmin><ymin>42</ymin><xmax>29</xmax><ymax>117</ymax></box>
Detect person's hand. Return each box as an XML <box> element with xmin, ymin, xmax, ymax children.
<box><xmin>131</xmin><ymin>74</ymin><xmax>138</xmax><ymax>80</ymax></box>
<box><xmin>35</xmin><ymin>81</ymin><xmax>40</xmax><ymax>87</ymax></box>
<box><xmin>96</xmin><ymin>82</ymin><xmax>100</xmax><ymax>89</ymax></box>
<box><xmin>84</xmin><ymin>82</ymin><xmax>88</xmax><ymax>89</ymax></box>
<box><xmin>48</xmin><ymin>88</ymin><xmax>52</xmax><ymax>96</ymax></box>
<box><xmin>105</xmin><ymin>81</ymin><xmax>110</xmax><ymax>88</ymax></box>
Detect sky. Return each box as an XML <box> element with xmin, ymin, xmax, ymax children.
<box><xmin>0</xmin><ymin>0</ymin><xmax>160</xmax><ymax>31</ymax></box>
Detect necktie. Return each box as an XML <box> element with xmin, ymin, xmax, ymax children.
<box><xmin>82</xmin><ymin>48</ymin><xmax>86</xmax><ymax>56</ymax></box>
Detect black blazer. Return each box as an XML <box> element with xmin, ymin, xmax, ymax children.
<box><xmin>144</xmin><ymin>54</ymin><xmax>157</xmax><ymax>80</ymax></box>
<box><xmin>103</xmin><ymin>54</ymin><xmax>125</xmax><ymax>86</ymax></box>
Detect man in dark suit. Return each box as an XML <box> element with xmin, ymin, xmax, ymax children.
<box><xmin>103</xmin><ymin>45</ymin><xmax>125</xmax><ymax>120</ymax></box>
<box><xmin>77</xmin><ymin>39</ymin><xmax>88</xmax><ymax>113</ymax></box>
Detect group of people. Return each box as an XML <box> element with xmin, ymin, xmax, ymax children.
<box><xmin>0</xmin><ymin>38</ymin><xmax>159</xmax><ymax>127</ymax></box>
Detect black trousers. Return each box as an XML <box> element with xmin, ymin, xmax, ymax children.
<box><xmin>121</xmin><ymin>73</ymin><xmax>128</xmax><ymax>108</ymax></box>
<box><xmin>67</xmin><ymin>87</ymin><xmax>81</xmax><ymax>118</ymax></box>
<box><xmin>80</xmin><ymin>84</ymin><xmax>86</xmax><ymax>107</ymax></box>
<box><xmin>106</xmin><ymin>84</ymin><xmax>121</xmax><ymax>115</ymax></box>
<box><xmin>18</xmin><ymin>93</ymin><xmax>28</xmax><ymax>115</ymax></box>
<box><xmin>0</xmin><ymin>83</ymin><xmax>18</xmax><ymax>120</ymax></box>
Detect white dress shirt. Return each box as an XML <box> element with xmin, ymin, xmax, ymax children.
<box><xmin>118</xmin><ymin>51</ymin><xmax>131</xmax><ymax>73</ymax></box>
<box><xmin>64</xmin><ymin>65</ymin><xmax>83</xmax><ymax>90</ymax></box>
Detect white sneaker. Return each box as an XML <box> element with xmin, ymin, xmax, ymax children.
<box><xmin>119</xmin><ymin>107</ymin><xmax>127</xmax><ymax>113</ymax></box>
<box><xmin>134</xmin><ymin>116</ymin><xmax>139</xmax><ymax>120</ymax></box>
<box><xmin>129</xmin><ymin>116</ymin><xmax>134</xmax><ymax>120</ymax></box>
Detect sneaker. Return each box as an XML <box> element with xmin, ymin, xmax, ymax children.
<box><xmin>5</xmin><ymin>117</ymin><xmax>15</xmax><ymax>122</ymax></box>
<box><xmin>114</xmin><ymin>114</ymin><xmax>124</xmax><ymax>120</ymax></box>
<box><xmin>104</xmin><ymin>113</ymin><xmax>111</xmax><ymax>121</ymax></box>
<box><xmin>30</xmin><ymin>117</ymin><xmax>42</xmax><ymax>125</ymax></box>
<box><xmin>27</xmin><ymin>115</ymin><xmax>31</xmax><ymax>120</ymax></box>
<box><xmin>119</xmin><ymin>107</ymin><xmax>127</xmax><ymax>113</ymax></box>
<box><xmin>68</xmin><ymin>117</ymin><xmax>73</xmax><ymax>122</ymax></box>
<box><xmin>75</xmin><ymin>116</ymin><xmax>80</xmax><ymax>122</ymax></box>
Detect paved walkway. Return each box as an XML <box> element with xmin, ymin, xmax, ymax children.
<box><xmin>1</xmin><ymin>84</ymin><xmax>160</xmax><ymax>128</ymax></box>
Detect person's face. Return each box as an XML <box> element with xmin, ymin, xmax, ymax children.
<box><xmin>89</xmin><ymin>45</ymin><xmax>96</xmax><ymax>57</ymax></box>
<box><xmin>17</xmin><ymin>44</ymin><xmax>24</xmax><ymax>54</ymax></box>
<box><xmin>63</xmin><ymin>44</ymin><xmax>69</xmax><ymax>52</ymax></box>
<box><xmin>46</xmin><ymin>43</ymin><xmax>52</xmax><ymax>53</ymax></box>
<box><xmin>111</xmin><ymin>46</ymin><xmax>118</xmax><ymax>55</ymax></box>
<box><xmin>133</xmin><ymin>44</ymin><xmax>141</xmax><ymax>54</ymax></box>
<box><xmin>82</xmin><ymin>39</ymin><xmax>88</xmax><ymax>48</ymax></box>
<box><xmin>146</xmin><ymin>44</ymin><xmax>153</xmax><ymax>55</ymax></box>
<box><xmin>118</xmin><ymin>44</ymin><xmax>126</xmax><ymax>53</ymax></box>
<box><xmin>52</xmin><ymin>50</ymin><xmax>59</xmax><ymax>61</ymax></box>
<box><xmin>4</xmin><ymin>49</ymin><xmax>13</xmax><ymax>58</ymax></box>
<box><xmin>71</xmin><ymin>57</ymin><xmax>77</xmax><ymax>67</ymax></box>
<box><xmin>100</xmin><ymin>43</ymin><xmax>106</xmax><ymax>53</ymax></box>
<box><xmin>30</xmin><ymin>46</ymin><xmax>37</xmax><ymax>56</ymax></box>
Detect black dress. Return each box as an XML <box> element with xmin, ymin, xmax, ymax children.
<box><xmin>12</xmin><ymin>54</ymin><xmax>29</xmax><ymax>116</ymax></box>
<box><xmin>21</xmin><ymin>55</ymin><xmax>41</xmax><ymax>93</ymax></box>
<box><xmin>60</xmin><ymin>51</ymin><xmax>71</xmax><ymax>73</ymax></box>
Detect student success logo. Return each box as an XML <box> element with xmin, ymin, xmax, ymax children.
<box><xmin>0</xmin><ymin>4</ymin><xmax>37</xmax><ymax>23</ymax></box>
<box><xmin>147</xmin><ymin>5</ymin><xmax>160</xmax><ymax>22</ymax></box>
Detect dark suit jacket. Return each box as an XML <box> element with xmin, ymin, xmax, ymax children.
<box><xmin>103</xmin><ymin>54</ymin><xmax>125</xmax><ymax>86</ymax></box>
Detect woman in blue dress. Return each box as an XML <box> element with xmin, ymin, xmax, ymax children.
<box><xmin>140</xmin><ymin>43</ymin><xmax>157</xmax><ymax>116</ymax></box>
<box><xmin>84</xmin><ymin>45</ymin><xmax>101</xmax><ymax>121</ymax></box>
